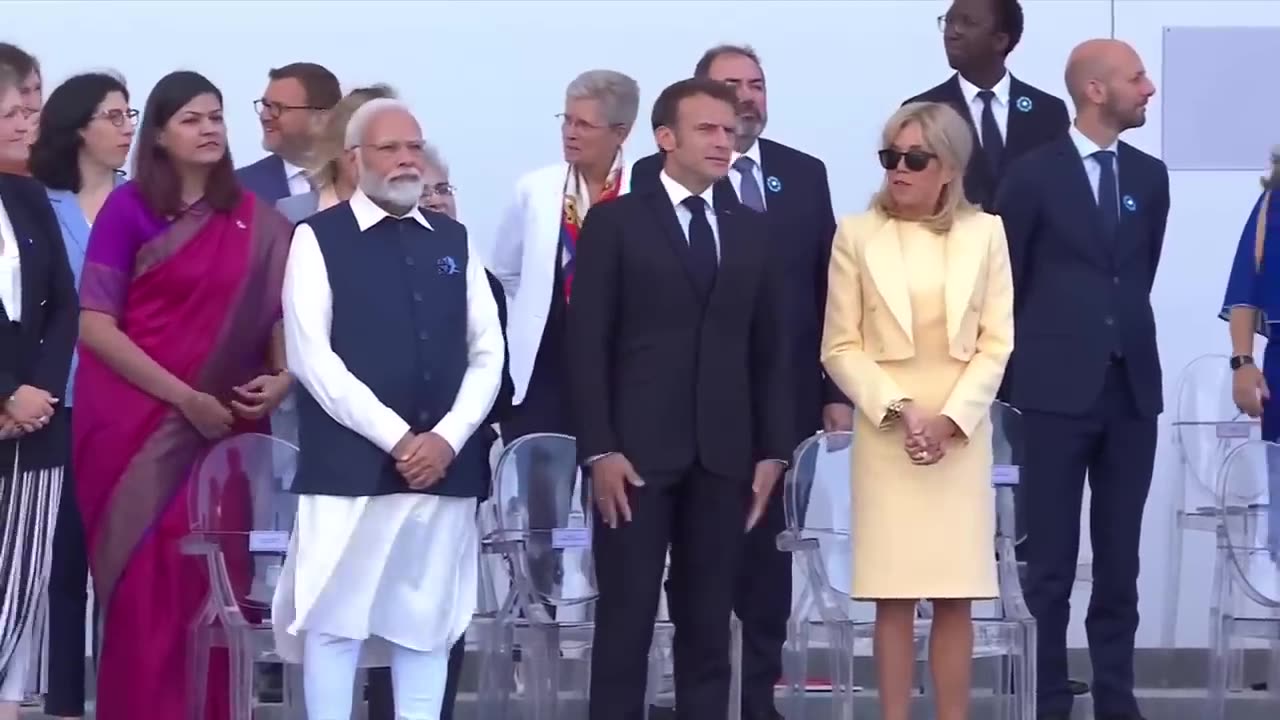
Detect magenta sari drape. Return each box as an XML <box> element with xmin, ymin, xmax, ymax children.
<box><xmin>72</xmin><ymin>182</ymin><xmax>290</xmax><ymax>720</ymax></box>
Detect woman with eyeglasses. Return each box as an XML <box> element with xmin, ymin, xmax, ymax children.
<box><xmin>26</xmin><ymin>71</ymin><xmax>136</xmax><ymax>720</ymax></box>
<box><xmin>0</xmin><ymin>64</ymin><xmax>79</xmax><ymax>720</ymax></box>
<box><xmin>820</xmin><ymin>101</ymin><xmax>1013</xmax><ymax>720</ymax></box>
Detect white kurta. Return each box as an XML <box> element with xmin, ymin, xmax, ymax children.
<box><xmin>272</xmin><ymin>190</ymin><xmax>504</xmax><ymax>667</ymax></box>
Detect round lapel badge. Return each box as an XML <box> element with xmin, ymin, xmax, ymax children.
<box><xmin>1123</xmin><ymin>194</ymin><xmax>1137</xmax><ymax>212</ymax></box>
<box><xmin>1015</xmin><ymin>96</ymin><xmax>1033</xmax><ymax>112</ymax></box>
<box><xmin>766</xmin><ymin>175</ymin><xmax>782</xmax><ymax>193</ymax></box>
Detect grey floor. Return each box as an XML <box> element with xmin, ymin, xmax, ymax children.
<box><xmin>15</xmin><ymin>647</ymin><xmax>1278</xmax><ymax>719</ymax></box>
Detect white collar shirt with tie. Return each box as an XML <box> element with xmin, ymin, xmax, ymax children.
<box><xmin>1068</xmin><ymin>123</ymin><xmax>1121</xmax><ymax>204</ymax></box>
<box><xmin>957</xmin><ymin>71</ymin><xmax>1011</xmax><ymax>147</ymax></box>
<box><xmin>660</xmin><ymin>169</ymin><xmax>720</xmax><ymax>258</ymax></box>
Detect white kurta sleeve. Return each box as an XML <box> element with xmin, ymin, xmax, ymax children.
<box><xmin>282</xmin><ymin>223</ymin><xmax>411</xmax><ymax>455</ymax></box>
<box><xmin>429</xmin><ymin>241</ymin><xmax>504</xmax><ymax>454</ymax></box>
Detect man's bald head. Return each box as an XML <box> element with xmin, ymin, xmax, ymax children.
<box><xmin>1063</xmin><ymin>38</ymin><xmax>1154</xmax><ymax>133</ymax></box>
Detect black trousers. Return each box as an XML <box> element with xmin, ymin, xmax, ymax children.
<box><xmin>589</xmin><ymin>465</ymin><xmax>750</xmax><ymax>720</ymax></box>
<box><xmin>365</xmin><ymin>638</ymin><xmax>466</xmax><ymax>720</ymax></box>
<box><xmin>44</xmin><ymin>407</ymin><xmax>90</xmax><ymax>718</ymax></box>
<box><xmin>1022</xmin><ymin>363</ymin><xmax>1157</xmax><ymax>717</ymax></box>
<box><xmin>734</xmin><ymin>461</ymin><xmax>790</xmax><ymax>720</ymax></box>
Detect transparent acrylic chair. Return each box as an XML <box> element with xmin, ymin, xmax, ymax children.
<box><xmin>182</xmin><ymin>432</ymin><xmax>302</xmax><ymax>720</ymax></box>
<box><xmin>481</xmin><ymin>432</ymin><xmax>675</xmax><ymax>719</ymax></box>
<box><xmin>1207</xmin><ymin>438</ymin><xmax>1280</xmax><ymax>718</ymax></box>
<box><xmin>1164</xmin><ymin>353</ymin><xmax>1261</xmax><ymax>648</ymax></box>
<box><xmin>777</xmin><ymin>401</ymin><xmax>1036</xmax><ymax>720</ymax></box>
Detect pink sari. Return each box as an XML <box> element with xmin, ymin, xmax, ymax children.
<box><xmin>72</xmin><ymin>182</ymin><xmax>291</xmax><ymax>720</ymax></box>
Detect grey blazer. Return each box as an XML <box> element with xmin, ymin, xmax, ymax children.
<box><xmin>276</xmin><ymin>191</ymin><xmax>319</xmax><ymax>224</ymax></box>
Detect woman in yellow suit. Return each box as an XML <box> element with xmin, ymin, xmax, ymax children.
<box><xmin>821</xmin><ymin>101</ymin><xmax>1014</xmax><ymax>720</ymax></box>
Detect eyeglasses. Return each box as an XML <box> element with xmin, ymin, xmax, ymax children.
<box><xmin>878</xmin><ymin>148</ymin><xmax>937</xmax><ymax>172</ymax></box>
<box><xmin>937</xmin><ymin>13</ymin><xmax>979</xmax><ymax>32</ymax></box>
<box><xmin>556</xmin><ymin>113</ymin><xmax>614</xmax><ymax>133</ymax></box>
<box><xmin>94</xmin><ymin>108</ymin><xmax>139</xmax><ymax>127</ymax></box>
<box><xmin>422</xmin><ymin>182</ymin><xmax>456</xmax><ymax>198</ymax></box>
<box><xmin>254</xmin><ymin>98</ymin><xmax>322</xmax><ymax>119</ymax></box>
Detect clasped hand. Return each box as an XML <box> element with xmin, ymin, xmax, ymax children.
<box><xmin>900</xmin><ymin>403</ymin><xmax>958</xmax><ymax>466</ymax></box>
<box><xmin>1</xmin><ymin>385</ymin><xmax>59</xmax><ymax>439</ymax></box>
<box><xmin>393</xmin><ymin>432</ymin><xmax>455</xmax><ymax>490</ymax></box>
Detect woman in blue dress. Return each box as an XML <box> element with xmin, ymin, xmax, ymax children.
<box><xmin>1221</xmin><ymin>149</ymin><xmax>1280</xmax><ymax>557</ymax></box>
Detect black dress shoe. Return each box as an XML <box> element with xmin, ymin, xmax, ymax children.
<box><xmin>1067</xmin><ymin>678</ymin><xmax>1090</xmax><ymax>695</ymax></box>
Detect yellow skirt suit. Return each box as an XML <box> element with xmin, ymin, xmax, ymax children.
<box><xmin>820</xmin><ymin>209</ymin><xmax>1014</xmax><ymax>599</ymax></box>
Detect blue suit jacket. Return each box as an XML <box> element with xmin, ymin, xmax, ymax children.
<box><xmin>994</xmin><ymin>134</ymin><xmax>1170</xmax><ymax>417</ymax></box>
<box><xmin>236</xmin><ymin>154</ymin><xmax>290</xmax><ymax>204</ymax></box>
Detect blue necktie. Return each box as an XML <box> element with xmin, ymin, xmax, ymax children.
<box><xmin>733</xmin><ymin>156</ymin><xmax>766</xmax><ymax>212</ymax></box>
<box><xmin>977</xmin><ymin>90</ymin><xmax>1004</xmax><ymax>171</ymax></box>
<box><xmin>681</xmin><ymin>196</ymin><xmax>718</xmax><ymax>298</ymax></box>
<box><xmin>1094</xmin><ymin>150</ymin><xmax>1119</xmax><ymax>235</ymax></box>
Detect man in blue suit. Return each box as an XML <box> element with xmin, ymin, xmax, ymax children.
<box><xmin>237</xmin><ymin>62</ymin><xmax>340</xmax><ymax>203</ymax></box>
<box><xmin>632</xmin><ymin>44</ymin><xmax>849</xmax><ymax>720</ymax></box>
<box><xmin>994</xmin><ymin>39</ymin><xmax>1168</xmax><ymax>720</ymax></box>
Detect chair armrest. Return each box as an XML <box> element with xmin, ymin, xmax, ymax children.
<box><xmin>995</xmin><ymin>535</ymin><xmax>1034</xmax><ymax>621</ymax></box>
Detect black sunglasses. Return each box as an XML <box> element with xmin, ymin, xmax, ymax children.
<box><xmin>878</xmin><ymin>148</ymin><xmax>937</xmax><ymax>172</ymax></box>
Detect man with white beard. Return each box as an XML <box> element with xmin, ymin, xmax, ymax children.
<box><xmin>272</xmin><ymin>98</ymin><xmax>504</xmax><ymax>719</ymax></box>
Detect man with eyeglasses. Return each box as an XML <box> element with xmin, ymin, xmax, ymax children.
<box><xmin>905</xmin><ymin>0</ymin><xmax>1068</xmax><ymax>212</ymax></box>
<box><xmin>237</xmin><ymin>62</ymin><xmax>340</xmax><ymax>203</ymax></box>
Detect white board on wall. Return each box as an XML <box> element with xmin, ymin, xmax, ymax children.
<box><xmin>1161</xmin><ymin>26</ymin><xmax>1280</xmax><ymax>171</ymax></box>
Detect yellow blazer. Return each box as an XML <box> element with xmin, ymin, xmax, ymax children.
<box><xmin>820</xmin><ymin>209</ymin><xmax>1014</xmax><ymax>437</ymax></box>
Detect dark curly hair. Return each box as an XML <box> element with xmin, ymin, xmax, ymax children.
<box><xmin>29</xmin><ymin>72</ymin><xmax>129</xmax><ymax>192</ymax></box>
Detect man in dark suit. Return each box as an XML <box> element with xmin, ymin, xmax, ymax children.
<box><xmin>236</xmin><ymin>62</ymin><xmax>340</xmax><ymax>203</ymax></box>
<box><xmin>906</xmin><ymin>0</ymin><xmax>1069</xmax><ymax>211</ymax></box>
<box><xmin>570</xmin><ymin>77</ymin><xmax>791</xmax><ymax>720</ymax></box>
<box><xmin>632</xmin><ymin>45</ymin><xmax>847</xmax><ymax>718</ymax></box>
<box><xmin>994</xmin><ymin>39</ymin><xmax>1167</xmax><ymax>720</ymax></box>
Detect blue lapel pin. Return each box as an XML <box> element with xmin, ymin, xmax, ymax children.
<box><xmin>1015</xmin><ymin>96</ymin><xmax>1033</xmax><ymax>113</ymax></box>
<box><xmin>1122</xmin><ymin>195</ymin><xmax>1137</xmax><ymax>212</ymax></box>
<box><xmin>766</xmin><ymin>175</ymin><xmax>782</xmax><ymax>193</ymax></box>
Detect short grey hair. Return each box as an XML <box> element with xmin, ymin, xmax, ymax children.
<box><xmin>1263</xmin><ymin>146</ymin><xmax>1280</xmax><ymax>190</ymax></box>
<box><xmin>694</xmin><ymin>44</ymin><xmax>763</xmax><ymax>77</ymax></box>
<box><xmin>344</xmin><ymin>97</ymin><xmax>414</xmax><ymax>149</ymax></box>
<box><xmin>565</xmin><ymin>70</ymin><xmax>639</xmax><ymax>128</ymax></box>
<box><xmin>422</xmin><ymin>140</ymin><xmax>448</xmax><ymax>176</ymax></box>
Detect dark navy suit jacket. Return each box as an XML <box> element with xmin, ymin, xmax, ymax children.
<box><xmin>236</xmin><ymin>154</ymin><xmax>290</xmax><ymax>204</ymax></box>
<box><xmin>905</xmin><ymin>74</ymin><xmax>1070</xmax><ymax>211</ymax></box>
<box><xmin>632</xmin><ymin>138</ymin><xmax>843</xmax><ymax>444</ymax></box>
<box><xmin>994</xmin><ymin>134</ymin><xmax>1170</xmax><ymax>418</ymax></box>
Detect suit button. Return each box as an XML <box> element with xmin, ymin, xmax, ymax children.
<box><xmin>1113</xmin><ymin>276</ymin><xmax>1120</xmax><ymax>285</ymax></box>
<box><xmin>413</xmin><ymin>291</ymin><xmax>424</xmax><ymax>302</ymax></box>
<box><xmin>405</xmin><ymin>256</ymin><xmax>415</xmax><ymax>266</ymax></box>
<box><xmin>422</xmin><ymin>371</ymin><xmax>432</xmax><ymax>381</ymax></box>
<box><xmin>1104</xmin><ymin>316</ymin><xmax>1115</xmax><ymax>326</ymax></box>
<box><xmin>418</xmin><ymin>410</ymin><xmax>432</xmax><ymax>424</ymax></box>
<box><xmin>419</xmin><ymin>331</ymin><xmax>429</xmax><ymax>341</ymax></box>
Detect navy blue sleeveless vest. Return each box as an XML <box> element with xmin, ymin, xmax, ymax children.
<box><xmin>291</xmin><ymin>203</ymin><xmax>491</xmax><ymax>498</ymax></box>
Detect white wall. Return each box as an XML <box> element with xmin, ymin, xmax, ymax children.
<box><xmin>5</xmin><ymin>0</ymin><xmax>1275</xmax><ymax>648</ymax></box>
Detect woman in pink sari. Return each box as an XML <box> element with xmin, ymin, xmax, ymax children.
<box><xmin>72</xmin><ymin>70</ymin><xmax>292</xmax><ymax>720</ymax></box>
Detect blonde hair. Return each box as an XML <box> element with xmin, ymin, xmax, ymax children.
<box><xmin>308</xmin><ymin>84</ymin><xmax>397</xmax><ymax>190</ymax></box>
<box><xmin>869</xmin><ymin>101</ymin><xmax>977</xmax><ymax>233</ymax></box>
<box><xmin>1262</xmin><ymin>146</ymin><xmax>1280</xmax><ymax>190</ymax></box>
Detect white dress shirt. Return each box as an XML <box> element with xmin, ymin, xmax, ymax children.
<box><xmin>272</xmin><ymin>188</ymin><xmax>503</xmax><ymax>665</ymax></box>
<box><xmin>659</xmin><ymin>170</ymin><xmax>721</xmax><ymax>259</ymax></box>
<box><xmin>728</xmin><ymin>139</ymin><xmax>767</xmax><ymax>210</ymax></box>
<box><xmin>957</xmin><ymin>71</ymin><xmax>1011</xmax><ymax>147</ymax></box>
<box><xmin>1068</xmin><ymin>123</ymin><xmax>1121</xmax><ymax>206</ymax></box>
<box><xmin>0</xmin><ymin>196</ymin><xmax>19</xmax><ymax>322</ymax></box>
<box><xmin>283</xmin><ymin>158</ymin><xmax>311</xmax><ymax>197</ymax></box>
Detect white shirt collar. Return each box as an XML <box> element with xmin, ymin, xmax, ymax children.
<box><xmin>730</xmin><ymin>138</ymin><xmax>763</xmax><ymax>170</ymax></box>
<box><xmin>957</xmin><ymin>71</ymin><xmax>1011</xmax><ymax>107</ymax></box>
<box><xmin>348</xmin><ymin>188</ymin><xmax>434</xmax><ymax>232</ymax></box>
<box><xmin>282</xmin><ymin>158</ymin><xmax>307</xmax><ymax>180</ymax></box>
<box><xmin>1068</xmin><ymin>122</ymin><xmax>1119</xmax><ymax>159</ymax></box>
<box><xmin>658</xmin><ymin>169</ymin><xmax>716</xmax><ymax>211</ymax></box>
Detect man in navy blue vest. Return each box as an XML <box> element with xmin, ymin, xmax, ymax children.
<box><xmin>995</xmin><ymin>40</ymin><xmax>1167</xmax><ymax>720</ymax></box>
<box><xmin>274</xmin><ymin>98</ymin><xmax>504</xmax><ymax>719</ymax></box>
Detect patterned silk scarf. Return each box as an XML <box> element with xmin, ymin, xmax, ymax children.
<box><xmin>560</xmin><ymin>152</ymin><xmax>624</xmax><ymax>302</ymax></box>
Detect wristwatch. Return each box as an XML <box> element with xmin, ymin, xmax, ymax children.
<box><xmin>1230</xmin><ymin>355</ymin><xmax>1255</xmax><ymax>371</ymax></box>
